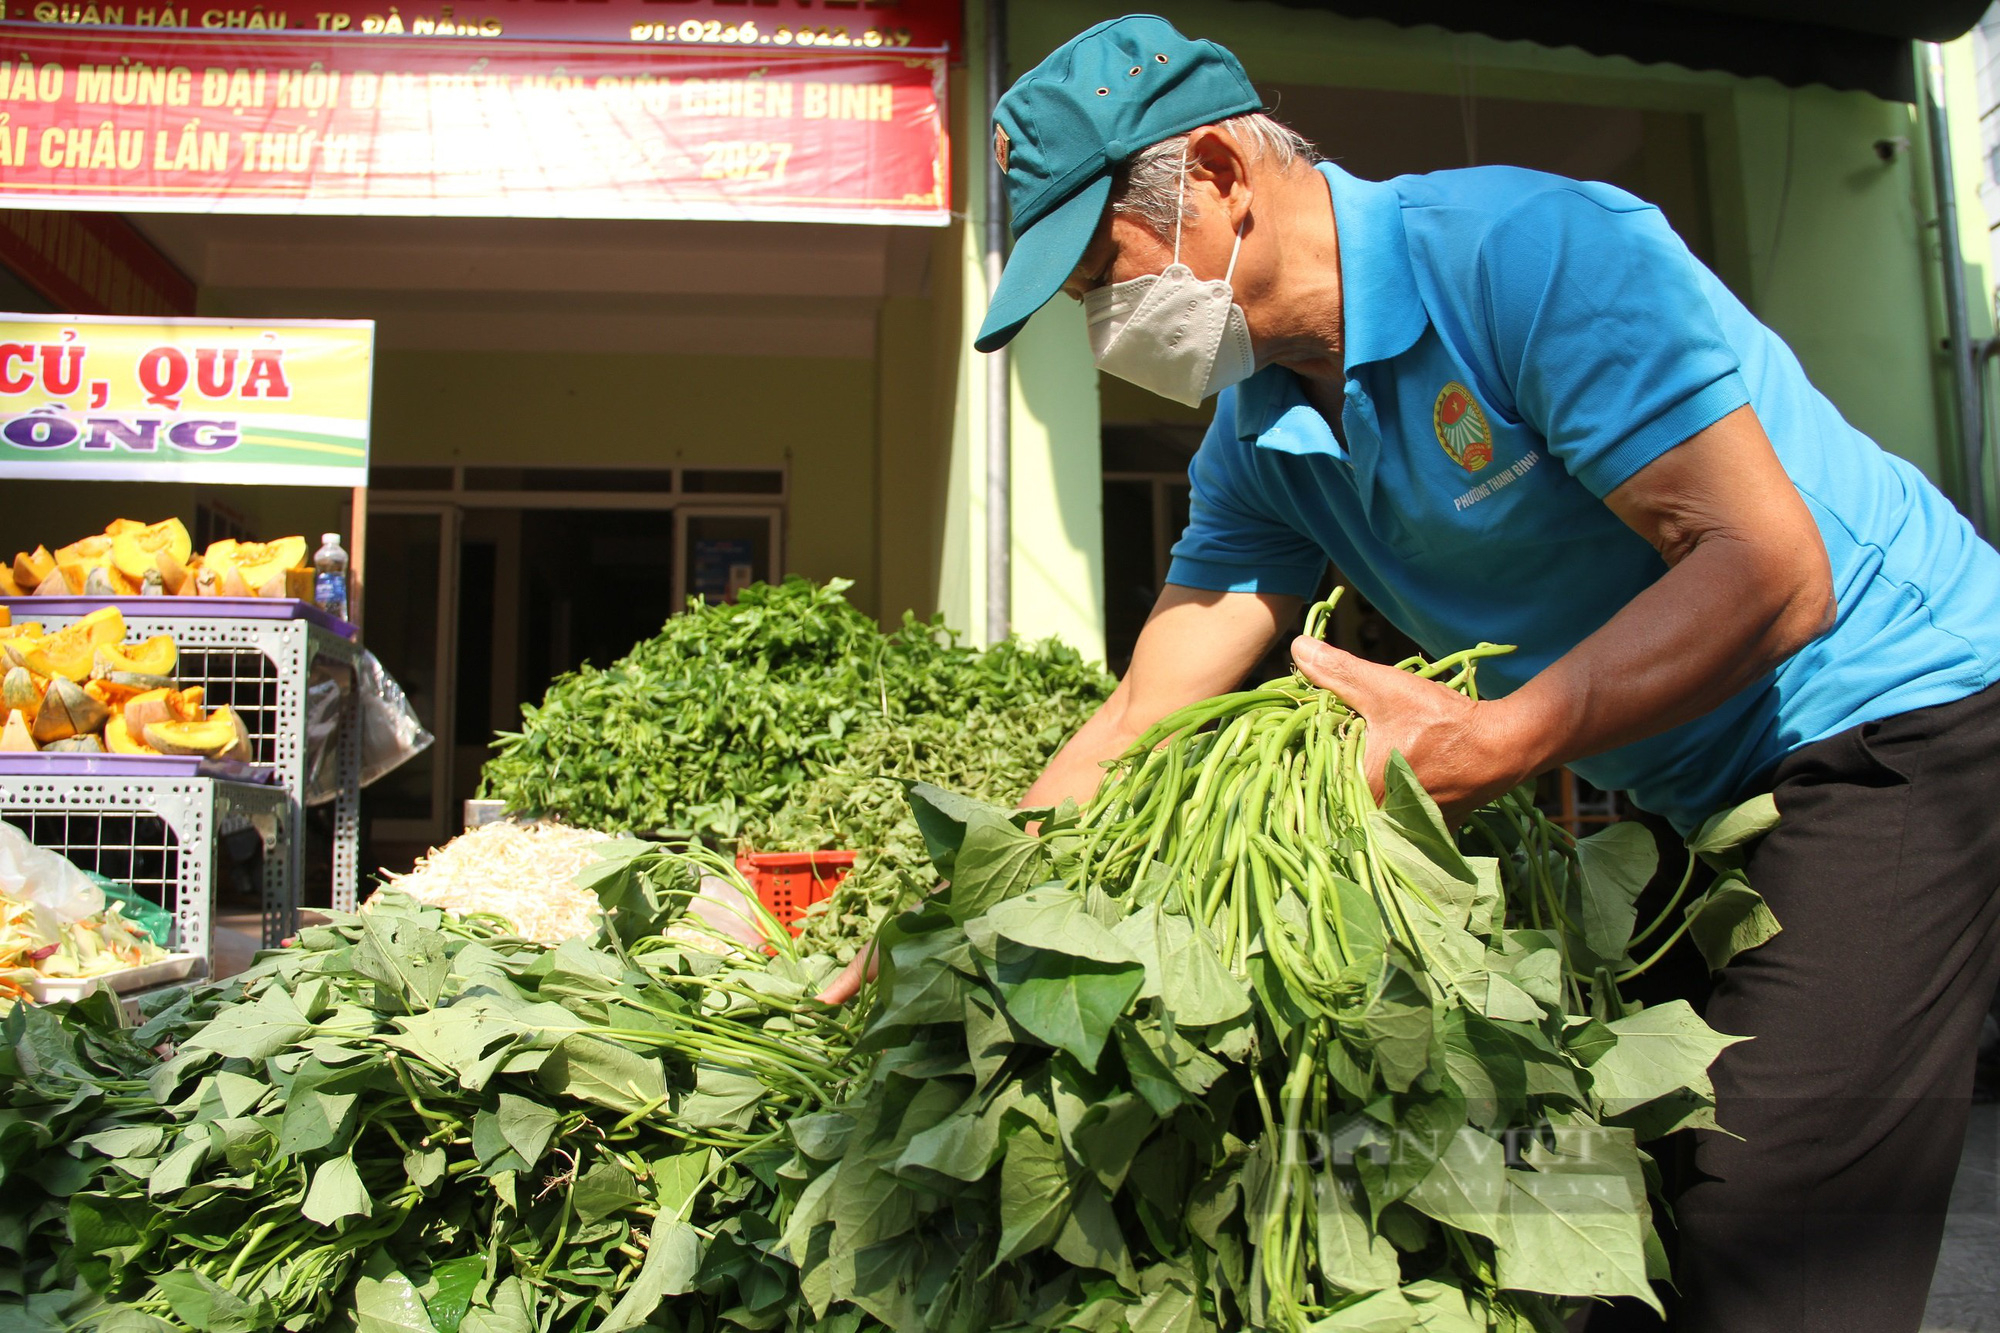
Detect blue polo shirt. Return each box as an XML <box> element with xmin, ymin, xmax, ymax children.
<box><xmin>1168</xmin><ymin>162</ymin><xmax>2000</xmax><ymax>831</ymax></box>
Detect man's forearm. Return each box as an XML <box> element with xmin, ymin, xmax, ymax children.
<box><xmin>1020</xmin><ymin>691</ymin><xmax>1147</xmax><ymax>811</ymax></box>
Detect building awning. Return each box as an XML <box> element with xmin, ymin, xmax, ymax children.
<box><xmin>1254</xmin><ymin>0</ymin><xmax>1989</xmax><ymax>100</ymax></box>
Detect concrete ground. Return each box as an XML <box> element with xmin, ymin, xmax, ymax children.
<box><xmin>1926</xmin><ymin>1102</ymin><xmax>2000</xmax><ymax>1332</ymax></box>
<box><xmin>210</xmin><ymin>910</ymin><xmax>264</xmax><ymax>979</ymax></box>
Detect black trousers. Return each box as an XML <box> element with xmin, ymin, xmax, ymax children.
<box><xmin>1588</xmin><ymin>682</ymin><xmax>2000</xmax><ymax>1333</ymax></box>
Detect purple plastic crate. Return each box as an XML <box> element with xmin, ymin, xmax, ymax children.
<box><xmin>0</xmin><ymin>754</ymin><xmax>277</xmax><ymax>780</ymax></box>
<box><xmin>0</xmin><ymin>596</ymin><xmax>357</xmax><ymax>640</ymax></box>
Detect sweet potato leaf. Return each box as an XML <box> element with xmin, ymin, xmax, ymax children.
<box><xmin>1492</xmin><ymin>1167</ymin><xmax>1658</xmax><ymax>1313</ymax></box>
<box><xmin>1683</xmin><ymin>879</ymin><xmax>1783</xmax><ymax>972</ymax></box>
<box><xmin>1586</xmin><ymin>1000</ymin><xmax>1747</xmax><ymax>1119</ymax></box>
<box><xmin>1574</xmin><ymin>823</ymin><xmax>1657</xmax><ymax>963</ymax></box>
<box><xmin>993</xmin><ymin>948</ymin><xmax>1144</xmax><ymax>1073</ymax></box>
<box><xmin>301</xmin><ymin>1153</ymin><xmax>371</xmax><ymax>1227</ymax></box>
<box><xmin>992</xmin><ymin>1124</ymin><xmax>1073</xmax><ymax>1266</ymax></box>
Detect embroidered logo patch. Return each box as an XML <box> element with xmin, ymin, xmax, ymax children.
<box><xmin>1433</xmin><ymin>381</ymin><xmax>1493</xmax><ymax>473</ymax></box>
<box><xmin>993</xmin><ymin>123</ymin><xmax>1011</xmax><ymax>174</ymax></box>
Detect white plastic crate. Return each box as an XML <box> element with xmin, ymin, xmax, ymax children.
<box><xmin>0</xmin><ymin>775</ymin><xmax>291</xmax><ymax>962</ymax></box>
<box><xmin>20</xmin><ymin>612</ymin><xmax>365</xmax><ymax>915</ymax></box>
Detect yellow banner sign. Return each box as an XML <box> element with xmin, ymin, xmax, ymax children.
<box><xmin>0</xmin><ymin>312</ymin><xmax>372</xmax><ymax>485</ymax></box>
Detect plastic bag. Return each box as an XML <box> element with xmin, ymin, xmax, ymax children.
<box><xmin>359</xmin><ymin>648</ymin><xmax>434</xmax><ymax>788</ymax></box>
<box><xmin>304</xmin><ymin>649</ymin><xmax>435</xmax><ymax>806</ymax></box>
<box><xmin>0</xmin><ymin>819</ymin><xmax>103</xmax><ymax>924</ymax></box>
<box><xmin>87</xmin><ymin>871</ymin><xmax>176</xmax><ymax>948</ymax></box>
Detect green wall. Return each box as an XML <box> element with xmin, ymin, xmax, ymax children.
<box><xmin>367</xmin><ymin>350</ymin><xmax>884</xmax><ymax>618</ymax></box>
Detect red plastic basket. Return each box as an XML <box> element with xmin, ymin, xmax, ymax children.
<box><xmin>735</xmin><ymin>850</ymin><xmax>858</xmax><ymax>934</ymax></box>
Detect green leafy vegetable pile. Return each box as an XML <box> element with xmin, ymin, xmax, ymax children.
<box><xmin>478</xmin><ymin>576</ymin><xmax>1112</xmax><ymax>959</ymax></box>
<box><xmin>19</xmin><ymin>845</ymin><xmax>864</xmax><ymax>1333</ymax></box>
<box><xmin>780</xmin><ymin>600</ymin><xmax>1780</xmax><ymax>1332</ymax></box>
<box><xmin>0</xmin><ymin>989</ymin><xmax>162</xmax><ymax>1322</ymax></box>
<box><xmin>479</xmin><ymin>576</ymin><xmax>1109</xmax><ymax>850</ymax></box>
<box><xmin>2</xmin><ymin>595</ymin><xmax>1783</xmax><ymax>1333</ymax></box>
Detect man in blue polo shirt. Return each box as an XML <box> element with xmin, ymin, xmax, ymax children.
<box><xmin>982</xmin><ymin>15</ymin><xmax>2000</xmax><ymax>1333</ymax></box>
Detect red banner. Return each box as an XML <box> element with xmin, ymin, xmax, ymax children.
<box><xmin>15</xmin><ymin>0</ymin><xmax>960</xmax><ymax>53</ymax></box>
<box><xmin>0</xmin><ymin>31</ymin><xmax>950</xmax><ymax>222</ymax></box>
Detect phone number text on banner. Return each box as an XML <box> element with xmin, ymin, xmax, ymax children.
<box><xmin>0</xmin><ymin>30</ymin><xmax>950</xmax><ymax>223</ymax></box>
<box><xmin>0</xmin><ymin>313</ymin><xmax>373</xmax><ymax>487</ymax></box>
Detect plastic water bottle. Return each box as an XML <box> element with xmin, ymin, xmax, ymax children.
<box><xmin>313</xmin><ymin>533</ymin><xmax>349</xmax><ymax>620</ymax></box>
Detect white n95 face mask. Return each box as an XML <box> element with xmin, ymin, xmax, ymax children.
<box><xmin>1083</xmin><ymin>159</ymin><xmax>1255</xmax><ymax>409</ymax></box>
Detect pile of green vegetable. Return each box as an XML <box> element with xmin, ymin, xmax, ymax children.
<box><xmin>6</xmin><ymin>845</ymin><xmax>865</xmax><ymax>1333</ymax></box>
<box><xmin>0</xmin><ymin>595</ymin><xmax>1778</xmax><ymax>1333</ymax></box>
<box><xmin>478</xmin><ymin>576</ymin><xmax>1113</xmax><ymax>958</ymax></box>
<box><xmin>479</xmin><ymin>577</ymin><xmax>1109</xmax><ymax>849</ymax></box>
<box><xmin>0</xmin><ymin>987</ymin><xmax>161</xmax><ymax>1321</ymax></box>
<box><xmin>778</xmin><ymin>599</ymin><xmax>1778</xmax><ymax>1331</ymax></box>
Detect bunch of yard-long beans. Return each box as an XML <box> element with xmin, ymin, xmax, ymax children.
<box><xmin>1074</xmin><ymin>591</ymin><xmax>1528</xmax><ymax>982</ymax></box>
<box><xmin>1049</xmin><ymin>591</ymin><xmax>1675</xmax><ymax>1331</ymax></box>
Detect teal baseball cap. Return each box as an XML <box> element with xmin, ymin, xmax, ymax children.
<box><xmin>974</xmin><ymin>15</ymin><xmax>1266</xmax><ymax>353</ymax></box>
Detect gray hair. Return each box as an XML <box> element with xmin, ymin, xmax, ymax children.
<box><xmin>1111</xmin><ymin>113</ymin><xmax>1321</xmax><ymax>234</ymax></box>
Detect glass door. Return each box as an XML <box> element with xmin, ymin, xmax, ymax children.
<box><xmin>363</xmin><ymin>504</ymin><xmax>460</xmax><ymax>852</ymax></box>
<box><xmin>675</xmin><ymin>508</ymin><xmax>782</xmax><ymax>607</ymax></box>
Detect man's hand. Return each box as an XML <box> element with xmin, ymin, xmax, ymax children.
<box><xmin>814</xmin><ymin>942</ymin><xmax>876</xmax><ymax>1005</ymax></box>
<box><xmin>1289</xmin><ymin>636</ymin><xmax>1530</xmax><ymax>825</ymax></box>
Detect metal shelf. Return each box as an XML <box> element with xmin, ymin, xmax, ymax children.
<box><xmin>0</xmin><ymin>775</ymin><xmax>291</xmax><ymax>962</ymax></box>
<box><xmin>23</xmin><ymin>611</ymin><xmax>366</xmax><ymax>919</ymax></box>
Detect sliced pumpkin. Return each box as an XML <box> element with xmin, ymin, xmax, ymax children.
<box><xmin>104</xmin><ymin>714</ymin><xmax>157</xmax><ymax>755</ymax></box>
<box><xmin>32</xmin><ymin>569</ymin><xmax>72</xmax><ymax>597</ymax></box>
<box><xmin>144</xmin><ymin>708</ymin><xmax>243</xmax><ymax>758</ymax></box>
<box><xmin>87</xmin><ymin>667</ymin><xmax>170</xmax><ymax>707</ymax></box>
<box><xmin>97</xmin><ymin>635</ymin><xmax>177</xmax><ymax>678</ymax></box>
<box><xmin>75</xmin><ymin>607</ymin><xmax>126</xmax><ymax>646</ymax></box>
<box><xmin>216</xmin><ymin>706</ymin><xmax>250</xmax><ymax>761</ymax></box>
<box><xmin>52</xmin><ymin>534</ymin><xmax>114</xmax><ymax>567</ymax></box>
<box><xmin>0</xmin><ymin>603</ymin><xmax>9</xmax><ymax>624</ymax></box>
<box><xmin>23</xmin><ymin>610</ymin><xmax>125</xmax><ymax>681</ymax></box>
<box><xmin>45</xmin><ymin>735</ymin><xmax>104</xmax><ymax>754</ymax></box>
<box><xmin>3</xmin><ymin>667</ymin><xmax>42</xmax><ymax>721</ymax></box>
<box><xmin>155</xmin><ymin>547</ymin><xmax>190</xmax><ymax>594</ymax></box>
<box><xmin>208</xmin><ymin>537</ymin><xmax>307</xmax><ymax>593</ymax></box>
<box><xmin>23</xmin><ymin>625</ymin><xmax>98</xmax><ymax>681</ymax></box>
<box><xmin>0</xmin><ymin>624</ymin><xmax>40</xmax><ymax>640</ymax></box>
<box><xmin>0</xmin><ymin>710</ymin><xmax>33</xmax><ymax>752</ymax></box>
<box><xmin>103</xmin><ymin>518</ymin><xmax>147</xmax><ymax>537</ymax></box>
<box><xmin>82</xmin><ymin>567</ymin><xmax>119</xmax><ymax>597</ymax></box>
<box><xmin>32</xmin><ymin>676</ymin><xmax>108</xmax><ymax>744</ymax></box>
<box><xmin>122</xmin><ymin>688</ymin><xmax>176</xmax><ymax>735</ymax></box>
<box><xmin>11</xmin><ymin>548</ymin><xmax>53</xmax><ymax>591</ymax></box>
<box><xmin>171</xmin><ymin>685</ymin><xmax>206</xmax><ymax>723</ymax></box>
<box><xmin>220</xmin><ymin>566</ymin><xmax>251</xmax><ymax>598</ymax></box>
<box><xmin>111</xmin><ymin>519</ymin><xmax>192</xmax><ymax>582</ymax></box>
